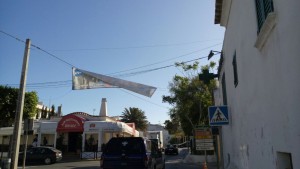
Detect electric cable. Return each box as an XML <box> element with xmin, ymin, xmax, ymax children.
<box><xmin>2</xmin><ymin>55</ymin><xmax>207</xmax><ymax>88</ymax></box>
<box><xmin>119</xmin><ymin>88</ymin><xmax>169</xmax><ymax>110</ymax></box>
<box><xmin>107</xmin><ymin>43</ymin><xmax>221</xmax><ymax>76</ymax></box>
<box><xmin>0</xmin><ymin>30</ymin><xmax>221</xmax><ymax>89</ymax></box>
<box><xmin>0</xmin><ymin>30</ymin><xmax>75</xmax><ymax>68</ymax></box>
<box><xmin>49</xmin><ymin>39</ymin><xmax>222</xmax><ymax>51</ymax></box>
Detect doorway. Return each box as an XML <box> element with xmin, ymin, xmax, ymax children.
<box><xmin>68</xmin><ymin>132</ymin><xmax>82</xmax><ymax>152</ymax></box>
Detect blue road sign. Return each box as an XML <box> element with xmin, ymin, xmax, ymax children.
<box><xmin>208</xmin><ymin>106</ymin><xmax>229</xmax><ymax>126</ymax></box>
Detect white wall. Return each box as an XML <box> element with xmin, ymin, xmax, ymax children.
<box><xmin>218</xmin><ymin>0</ymin><xmax>300</xmax><ymax>169</ymax></box>
<box><xmin>148</xmin><ymin>124</ymin><xmax>170</xmax><ymax>147</ymax></box>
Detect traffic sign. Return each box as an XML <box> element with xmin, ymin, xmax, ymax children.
<box><xmin>196</xmin><ymin>139</ymin><xmax>214</xmax><ymax>151</ymax></box>
<box><xmin>195</xmin><ymin>127</ymin><xmax>214</xmax><ymax>150</ymax></box>
<box><xmin>195</xmin><ymin>128</ymin><xmax>212</xmax><ymax>139</ymax></box>
<box><xmin>209</xmin><ymin>106</ymin><xmax>229</xmax><ymax>126</ymax></box>
<box><xmin>196</xmin><ymin>146</ymin><xmax>214</xmax><ymax>151</ymax></box>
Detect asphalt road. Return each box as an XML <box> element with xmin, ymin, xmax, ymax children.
<box><xmin>165</xmin><ymin>148</ymin><xmax>200</xmax><ymax>169</ymax></box>
<box><xmin>16</xmin><ymin>148</ymin><xmax>200</xmax><ymax>169</ymax></box>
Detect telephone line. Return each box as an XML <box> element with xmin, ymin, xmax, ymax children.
<box><xmin>116</xmin><ymin>56</ymin><xmax>207</xmax><ymax>77</ymax></box>
<box><xmin>106</xmin><ymin>43</ymin><xmax>221</xmax><ymax>76</ymax></box>
<box><xmin>2</xmin><ymin>55</ymin><xmax>207</xmax><ymax>88</ymax></box>
<box><xmin>49</xmin><ymin>39</ymin><xmax>222</xmax><ymax>51</ymax></box>
<box><xmin>0</xmin><ymin>30</ymin><xmax>75</xmax><ymax>68</ymax></box>
<box><xmin>1</xmin><ymin>30</ymin><xmax>221</xmax><ymax>72</ymax></box>
<box><xmin>119</xmin><ymin>89</ymin><xmax>169</xmax><ymax>110</ymax></box>
<box><xmin>1</xmin><ymin>30</ymin><xmax>219</xmax><ymax>89</ymax></box>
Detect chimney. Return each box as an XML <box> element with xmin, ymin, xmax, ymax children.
<box><xmin>57</xmin><ymin>104</ymin><xmax>62</xmax><ymax>117</ymax></box>
<box><xmin>99</xmin><ymin>98</ymin><xmax>107</xmax><ymax>117</ymax></box>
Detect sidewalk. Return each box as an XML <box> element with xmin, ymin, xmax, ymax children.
<box><xmin>182</xmin><ymin>151</ymin><xmax>219</xmax><ymax>169</ymax></box>
<box><xmin>187</xmin><ymin>161</ymin><xmax>219</xmax><ymax>169</ymax></box>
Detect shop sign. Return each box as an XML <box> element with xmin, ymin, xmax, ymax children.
<box><xmin>88</xmin><ymin>123</ymin><xmax>99</xmax><ymax>131</ymax></box>
<box><xmin>57</xmin><ymin>114</ymin><xmax>85</xmax><ymax>132</ymax></box>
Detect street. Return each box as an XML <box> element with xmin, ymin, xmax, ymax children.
<box><xmin>164</xmin><ymin>148</ymin><xmax>200</xmax><ymax>169</ymax></box>
<box><xmin>16</xmin><ymin>148</ymin><xmax>201</xmax><ymax>169</ymax></box>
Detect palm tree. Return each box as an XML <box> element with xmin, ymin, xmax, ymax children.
<box><xmin>120</xmin><ymin>107</ymin><xmax>148</xmax><ymax>131</ymax></box>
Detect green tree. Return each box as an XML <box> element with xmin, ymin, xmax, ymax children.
<box><xmin>164</xmin><ymin>120</ymin><xmax>178</xmax><ymax>134</ymax></box>
<box><xmin>49</xmin><ymin>105</ymin><xmax>55</xmax><ymax>118</ymax></box>
<box><xmin>162</xmin><ymin>62</ymin><xmax>217</xmax><ymax>136</ymax></box>
<box><xmin>120</xmin><ymin>107</ymin><xmax>148</xmax><ymax>131</ymax></box>
<box><xmin>0</xmin><ymin>85</ymin><xmax>38</xmax><ymax>127</ymax></box>
<box><xmin>163</xmin><ymin>109</ymin><xmax>181</xmax><ymax>134</ymax></box>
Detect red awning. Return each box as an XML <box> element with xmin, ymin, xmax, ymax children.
<box><xmin>56</xmin><ymin>114</ymin><xmax>86</xmax><ymax>132</ymax></box>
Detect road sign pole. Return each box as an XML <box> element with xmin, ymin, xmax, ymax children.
<box><xmin>10</xmin><ymin>39</ymin><xmax>31</xmax><ymax>169</ymax></box>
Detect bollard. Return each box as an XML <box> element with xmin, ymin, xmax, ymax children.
<box><xmin>202</xmin><ymin>161</ymin><xmax>208</xmax><ymax>169</ymax></box>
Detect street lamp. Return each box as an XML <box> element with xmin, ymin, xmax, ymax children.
<box><xmin>208</xmin><ymin>50</ymin><xmax>222</xmax><ymax>60</ymax></box>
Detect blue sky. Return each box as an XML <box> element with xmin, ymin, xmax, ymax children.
<box><xmin>0</xmin><ymin>0</ymin><xmax>224</xmax><ymax>124</ymax></box>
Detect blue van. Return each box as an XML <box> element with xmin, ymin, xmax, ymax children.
<box><xmin>100</xmin><ymin>137</ymin><xmax>165</xmax><ymax>169</ymax></box>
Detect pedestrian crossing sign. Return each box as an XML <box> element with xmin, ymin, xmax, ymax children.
<box><xmin>208</xmin><ymin>106</ymin><xmax>229</xmax><ymax>126</ymax></box>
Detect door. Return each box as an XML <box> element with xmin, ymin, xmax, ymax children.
<box><xmin>68</xmin><ymin>132</ymin><xmax>81</xmax><ymax>152</ymax></box>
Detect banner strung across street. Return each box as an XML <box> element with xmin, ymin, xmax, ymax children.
<box><xmin>72</xmin><ymin>67</ymin><xmax>157</xmax><ymax>97</ymax></box>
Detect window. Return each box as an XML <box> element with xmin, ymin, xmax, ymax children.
<box><xmin>255</xmin><ymin>0</ymin><xmax>274</xmax><ymax>33</ymax></box>
<box><xmin>277</xmin><ymin>152</ymin><xmax>293</xmax><ymax>169</ymax></box>
<box><xmin>104</xmin><ymin>137</ymin><xmax>146</xmax><ymax>155</ymax></box>
<box><xmin>232</xmin><ymin>52</ymin><xmax>238</xmax><ymax>87</ymax></box>
<box><xmin>221</xmin><ymin>73</ymin><xmax>227</xmax><ymax>105</ymax></box>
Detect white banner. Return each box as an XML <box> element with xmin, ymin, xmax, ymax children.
<box><xmin>72</xmin><ymin>68</ymin><xmax>156</xmax><ymax>97</ymax></box>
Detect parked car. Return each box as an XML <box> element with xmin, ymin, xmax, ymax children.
<box><xmin>19</xmin><ymin>146</ymin><xmax>62</xmax><ymax>165</ymax></box>
<box><xmin>100</xmin><ymin>137</ymin><xmax>165</xmax><ymax>169</ymax></box>
<box><xmin>164</xmin><ymin>144</ymin><xmax>178</xmax><ymax>155</ymax></box>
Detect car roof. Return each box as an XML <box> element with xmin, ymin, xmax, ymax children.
<box><xmin>104</xmin><ymin>137</ymin><xmax>147</xmax><ymax>154</ymax></box>
<box><xmin>28</xmin><ymin>146</ymin><xmax>60</xmax><ymax>151</ymax></box>
<box><xmin>109</xmin><ymin>137</ymin><xmax>144</xmax><ymax>141</ymax></box>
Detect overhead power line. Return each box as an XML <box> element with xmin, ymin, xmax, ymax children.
<box><xmin>30</xmin><ymin>44</ymin><xmax>75</xmax><ymax>67</ymax></box>
<box><xmin>1</xmin><ymin>30</ymin><xmax>221</xmax><ymax>72</ymax></box>
<box><xmin>0</xmin><ymin>30</ymin><xmax>220</xmax><ymax>111</ymax></box>
<box><xmin>0</xmin><ymin>30</ymin><xmax>26</xmax><ymax>43</ymax></box>
<box><xmin>1</xmin><ymin>30</ymin><xmax>221</xmax><ymax>88</ymax></box>
<box><xmin>116</xmin><ymin>56</ymin><xmax>207</xmax><ymax>77</ymax></box>
<box><xmin>3</xmin><ymin>55</ymin><xmax>208</xmax><ymax>88</ymax></box>
<box><xmin>49</xmin><ymin>39</ymin><xmax>222</xmax><ymax>51</ymax></box>
<box><xmin>119</xmin><ymin>89</ymin><xmax>169</xmax><ymax>110</ymax></box>
<box><xmin>0</xmin><ymin>30</ymin><xmax>75</xmax><ymax>68</ymax></box>
<box><xmin>6</xmin><ymin>80</ymin><xmax>72</xmax><ymax>89</ymax></box>
<box><xmin>107</xmin><ymin>43</ymin><xmax>221</xmax><ymax>76</ymax></box>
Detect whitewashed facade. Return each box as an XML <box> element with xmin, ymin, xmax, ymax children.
<box><xmin>214</xmin><ymin>0</ymin><xmax>300</xmax><ymax>169</ymax></box>
<box><xmin>147</xmin><ymin>124</ymin><xmax>170</xmax><ymax>148</ymax></box>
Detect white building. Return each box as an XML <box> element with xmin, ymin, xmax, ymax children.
<box><xmin>0</xmin><ymin>98</ymin><xmax>138</xmax><ymax>159</ymax></box>
<box><xmin>213</xmin><ymin>0</ymin><xmax>300</xmax><ymax>169</ymax></box>
<box><xmin>147</xmin><ymin>124</ymin><xmax>170</xmax><ymax>148</ymax></box>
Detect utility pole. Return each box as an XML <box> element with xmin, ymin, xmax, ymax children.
<box><xmin>9</xmin><ymin>39</ymin><xmax>31</xmax><ymax>169</ymax></box>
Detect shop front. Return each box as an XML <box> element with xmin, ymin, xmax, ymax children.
<box><xmin>80</xmin><ymin>121</ymin><xmax>139</xmax><ymax>159</ymax></box>
<box><xmin>0</xmin><ymin>112</ymin><xmax>138</xmax><ymax>159</ymax></box>
<box><xmin>56</xmin><ymin>114</ymin><xmax>86</xmax><ymax>153</ymax></box>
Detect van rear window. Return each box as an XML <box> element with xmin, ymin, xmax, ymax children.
<box><xmin>104</xmin><ymin>138</ymin><xmax>146</xmax><ymax>155</ymax></box>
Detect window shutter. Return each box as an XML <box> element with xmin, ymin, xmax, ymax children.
<box><xmin>232</xmin><ymin>52</ymin><xmax>238</xmax><ymax>87</ymax></box>
<box><xmin>255</xmin><ymin>0</ymin><xmax>274</xmax><ymax>33</ymax></box>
